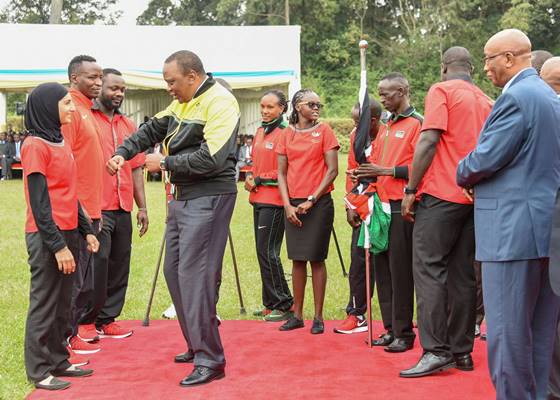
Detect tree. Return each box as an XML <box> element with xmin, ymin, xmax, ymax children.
<box><xmin>0</xmin><ymin>0</ymin><xmax>122</xmax><ymax>24</ymax></box>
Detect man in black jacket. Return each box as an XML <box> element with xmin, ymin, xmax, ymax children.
<box><xmin>107</xmin><ymin>50</ymin><xmax>239</xmax><ymax>387</ymax></box>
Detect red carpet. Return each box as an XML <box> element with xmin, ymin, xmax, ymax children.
<box><xmin>28</xmin><ymin>320</ymin><xmax>494</xmax><ymax>400</ymax></box>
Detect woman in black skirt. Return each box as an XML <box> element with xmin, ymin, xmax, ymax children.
<box><xmin>22</xmin><ymin>83</ymin><xmax>99</xmax><ymax>390</ymax></box>
<box><xmin>276</xmin><ymin>88</ymin><xmax>339</xmax><ymax>334</ymax></box>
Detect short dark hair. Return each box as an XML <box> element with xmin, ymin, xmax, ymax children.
<box><xmin>442</xmin><ymin>47</ymin><xmax>473</xmax><ymax>70</ymax></box>
<box><xmin>380</xmin><ymin>72</ymin><xmax>409</xmax><ymax>88</ymax></box>
<box><xmin>68</xmin><ymin>55</ymin><xmax>97</xmax><ymax>80</ymax></box>
<box><xmin>353</xmin><ymin>97</ymin><xmax>383</xmax><ymax>120</ymax></box>
<box><xmin>103</xmin><ymin>68</ymin><xmax>122</xmax><ymax>77</ymax></box>
<box><xmin>532</xmin><ymin>50</ymin><xmax>553</xmax><ymax>75</ymax></box>
<box><xmin>165</xmin><ymin>50</ymin><xmax>205</xmax><ymax>75</ymax></box>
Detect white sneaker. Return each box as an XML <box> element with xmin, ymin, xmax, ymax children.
<box><xmin>162</xmin><ymin>304</ymin><xmax>177</xmax><ymax>319</ymax></box>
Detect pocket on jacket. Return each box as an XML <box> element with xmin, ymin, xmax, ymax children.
<box><xmin>475</xmin><ymin>198</ymin><xmax>498</xmax><ymax>210</ymax></box>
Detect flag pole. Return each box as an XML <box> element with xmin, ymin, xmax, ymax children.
<box><xmin>359</xmin><ymin>39</ymin><xmax>374</xmax><ymax>348</ymax></box>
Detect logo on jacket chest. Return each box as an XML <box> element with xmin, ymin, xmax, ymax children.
<box><xmin>394</xmin><ymin>130</ymin><xmax>405</xmax><ymax>139</ymax></box>
<box><xmin>265</xmin><ymin>141</ymin><xmax>274</xmax><ymax>150</ymax></box>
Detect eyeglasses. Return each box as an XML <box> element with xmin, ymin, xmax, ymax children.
<box><xmin>482</xmin><ymin>50</ymin><xmax>529</xmax><ymax>64</ymax></box>
<box><xmin>299</xmin><ymin>101</ymin><xmax>324</xmax><ymax>110</ymax></box>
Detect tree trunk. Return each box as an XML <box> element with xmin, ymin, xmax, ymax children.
<box><xmin>49</xmin><ymin>0</ymin><xmax>63</xmax><ymax>24</ymax></box>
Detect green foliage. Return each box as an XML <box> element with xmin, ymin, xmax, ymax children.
<box><xmin>0</xmin><ymin>0</ymin><xmax>122</xmax><ymax>24</ymax></box>
<box><xmin>323</xmin><ymin>118</ymin><xmax>354</xmax><ymax>154</ymax></box>
<box><xmin>6</xmin><ymin>115</ymin><xmax>24</xmax><ymax>132</ymax></box>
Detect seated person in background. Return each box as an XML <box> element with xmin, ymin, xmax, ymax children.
<box><xmin>13</xmin><ymin>133</ymin><xmax>22</xmax><ymax>162</ymax></box>
<box><xmin>235</xmin><ymin>135</ymin><xmax>253</xmax><ymax>181</ymax></box>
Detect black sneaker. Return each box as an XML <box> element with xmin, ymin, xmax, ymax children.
<box><xmin>279</xmin><ymin>317</ymin><xmax>304</xmax><ymax>331</ymax></box>
<box><xmin>311</xmin><ymin>318</ymin><xmax>324</xmax><ymax>334</ymax></box>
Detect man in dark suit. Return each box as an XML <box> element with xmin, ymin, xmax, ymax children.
<box><xmin>1</xmin><ymin>134</ymin><xmax>16</xmax><ymax>180</ymax></box>
<box><xmin>541</xmin><ymin>56</ymin><xmax>560</xmax><ymax>400</ymax></box>
<box><xmin>457</xmin><ymin>30</ymin><xmax>560</xmax><ymax>400</ymax></box>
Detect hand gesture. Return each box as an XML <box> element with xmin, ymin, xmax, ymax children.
<box><xmin>55</xmin><ymin>247</ymin><xmax>76</xmax><ymax>274</ymax></box>
<box><xmin>86</xmin><ymin>234</ymin><xmax>99</xmax><ymax>253</ymax></box>
<box><xmin>284</xmin><ymin>205</ymin><xmax>302</xmax><ymax>227</ymax></box>
<box><xmin>106</xmin><ymin>155</ymin><xmax>125</xmax><ymax>175</ymax></box>
<box><xmin>401</xmin><ymin>193</ymin><xmax>416</xmax><ymax>223</ymax></box>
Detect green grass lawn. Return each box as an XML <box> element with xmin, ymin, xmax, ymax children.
<box><xmin>0</xmin><ymin>155</ymin><xmax>382</xmax><ymax>398</ymax></box>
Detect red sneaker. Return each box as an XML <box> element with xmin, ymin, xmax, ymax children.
<box><xmin>66</xmin><ymin>345</ymin><xmax>89</xmax><ymax>367</ymax></box>
<box><xmin>78</xmin><ymin>324</ymin><xmax>99</xmax><ymax>343</ymax></box>
<box><xmin>333</xmin><ymin>314</ymin><xmax>368</xmax><ymax>334</ymax></box>
<box><xmin>69</xmin><ymin>335</ymin><xmax>101</xmax><ymax>354</ymax></box>
<box><xmin>96</xmin><ymin>322</ymin><xmax>133</xmax><ymax>339</ymax></box>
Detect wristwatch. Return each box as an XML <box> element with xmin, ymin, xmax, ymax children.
<box><xmin>404</xmin><ymin>187</ymin><xmax>417</xmax><ymax>195</ymax></box>
<box><xmin>159</xmin><ymin>157</ymin><xmax>167</xmax><ymax>171</ymax></box>
<box><xmin>307</xmin><ymin>195</ymin><xmax>317</xmax><ymax>204</ymax></box>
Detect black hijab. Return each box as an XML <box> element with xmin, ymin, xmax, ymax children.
<box><xmin>25</xmin><ymin>82</ymin><xmax>68</xmax><ymax>143</ymax></box>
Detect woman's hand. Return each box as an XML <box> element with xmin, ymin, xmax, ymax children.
<box><xmin>244</xmin><ymin>174</ymin><xmax>257</xmax><ymax>192</ymax></box>
<box><xmin>296</xmin><ymin>200</ymin><xmax>313</xmax><ymax>215</ymax></box>
<box><xmin>55</xmin><ymin>247</ymin><xmax>76</xmax><ymax>274</ymax></box>
<box><xmin>284</xmin><ymin>205</ymin><xmax>302</xmax><ymax>227</ymax></box>
<box><xmin>86</xmin><ymin>234</ymin><xmax>99</xmax><ymax>253</ymax></box>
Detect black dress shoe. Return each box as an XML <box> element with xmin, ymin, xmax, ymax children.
<box><xmin>179</xmin><ymin>366</ymin><xmax>225</xmax><ymax>387</ymax></box>
<box><xmin>53</xmin><ymin>366</ymin><xmax>94</xmax><ymax>377</ymax></box>
<box><xmin>454</xmin><ymin>353</ymin><xmax>474</xmax><ymax>371</ymax></box>
<box><xmin>174</xmin><ymin>351</ymin><xmax>194</xmax><ymax>363</ymax></box>
<box><xmin>384</xmin><ymin>338</ymin><xmax>414</xmax><ymax>353</ymax></box>
<box><xmin>35</xmin><ymin>376</ymin><xmax>71</xmax><ymax>391</ymax></box>
<box><xmin>279</xmin><ymin>316</ymin><xmax>304</xmax><ymax>331</ymax></box>
<box><xmin>372</xmin><ymin>332</ymin><xmax>394</xmax><ymax>346</ymax></box>
<box><xmin>310</xmin><ymin>318</ymin><xmax>324</xmax><ymax>334</ymax></box>
<box><xmin>399</xmin><ymin>352</ymin><xmax>456</xmax><ymax>378</ymax></box>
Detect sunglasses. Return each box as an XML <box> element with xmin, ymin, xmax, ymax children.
<box><xmin>299</xmin><ymin>101</ymin><xmax>324</xmax><ymax>110</ymax></box>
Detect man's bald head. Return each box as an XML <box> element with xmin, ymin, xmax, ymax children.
<box><xmin>441</xmin><ymin>46</ymin><xmax>473</xmax><ymax>81</ymax></box>
<box><xmin>541</xmin><ymin>57</ymin><xmax>560</xmax><ymax>95</ymax></box>
<box><xmin>484</xmin><ymin>29</ymin><xmax>532</xmax><ymax>88</ymax></box>
<box><xmin>531</xmin><ymin>50</ymin><xmax>553</xmax><ymax>75</ymax></box>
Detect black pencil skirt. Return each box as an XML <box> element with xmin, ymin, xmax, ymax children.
<box><xmin>285</xmin><ymin>194</ymin><xmax>334</xmax><ymax>262</ymax></box>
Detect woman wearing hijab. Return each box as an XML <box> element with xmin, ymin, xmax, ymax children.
<box><xmin>245</xmin><ymin>90</ymin><xmax>294</xmax><ymax>322</ymax></box>
<box><xmin>276</xmin><ymin>89</ymin><xmax>339</xmax><ymax>334</ymax></box>
<box><xmin>22</xmin><ymin>82</ymin><xmax>99</xmax><ymax>391</ymax></box>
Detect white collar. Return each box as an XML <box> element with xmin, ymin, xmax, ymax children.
<box><xmin>502</xmin><ymin>68</ymin><xmax>531</xmax><ymax>94</ymax></box>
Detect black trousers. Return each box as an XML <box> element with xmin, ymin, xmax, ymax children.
<box><xmin>253</xmin><ymin>205</ymin><xmax>293</xmax><ymax>312</ymax></box>
<box><xmin>25</xmin><ymin>231</ymin><xmax>78</xmax><ymax>382</ymax></box>
<box><xmin>346</xmin><ymin>225</ymin><xmax>379</xmax><ymax>319</ymax></box>
<box><xmin>81</xmin><ymin>210</ymin><xmax>132</xmax><ymax>327</ymax></box>
<box><xmin>374</xmin><ymin>210</ymin><xmax>415</xmax><ymax>339</ymax></box>
<box><xmin>551</xmin><ymin>320</ymin><xmax>560</xmax><ymax>399</ymax></box>
<box><xmin>474</xmin><ymin>261</ymin><xmax>485</xmax><ymax>325</ymax></box>
<box><xmin>67</xmin><ymin>219</ymin><xmax>99</xmax><ymax>337</ymax></box>
<box><xmin>413</xmin><ymin>194</ymin><xmax>476</xmax><ymax>356</ymax></box>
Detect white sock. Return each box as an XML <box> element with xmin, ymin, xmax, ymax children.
<box><xmin>38</xmin><ymin>375</ymin><xmax>54</xmax><ymax>385</ymax></box>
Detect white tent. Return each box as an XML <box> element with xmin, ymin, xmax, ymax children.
<box><xmin>0</xmin><ymin>23</ymin><xmax>301</xmax><ymax>134</ymax></box>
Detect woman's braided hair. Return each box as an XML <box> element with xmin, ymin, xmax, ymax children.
<box><xmin>289</xmin><ymin>88</ymin><xmax>315</xmax><ymax>125</ymax></box>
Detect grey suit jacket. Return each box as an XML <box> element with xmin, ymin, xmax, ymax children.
<box><xmin>457</xmin><ymin>68</ymin><xmax>560</xmax><ymax>262</ymax></box>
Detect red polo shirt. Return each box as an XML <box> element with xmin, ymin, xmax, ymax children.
<box><xmin>421</xmin><ymin>79</ymin><xmax>493</xmax><ymax>204</ymax></box>
<box><xmin>371</xmin><ymin>107</ymin><xmax>423</xmax><ymax>201</ymax></box>
<box><xmin>249</xmin><ymin>125</ymin><xmax>284</xmax><ymax>207</ymax></box>
<box><xmin>276</xmin><ymin>122</ymin><xmax>339</xmax><ymax>199</ymax></box>
<box><xmin>93</xmin><ymin>107</ymin><xmax>145</xmax><ymax>212</ymax></box>
<box><xmin>22</xmin><ymin>137</ymin><xmax>78</xmax><ymax>232</ymax></box>
<box><xmin>61</xmin><ymin>88</ymin><xmax>104</xmax><ymax>219</ymax></box>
